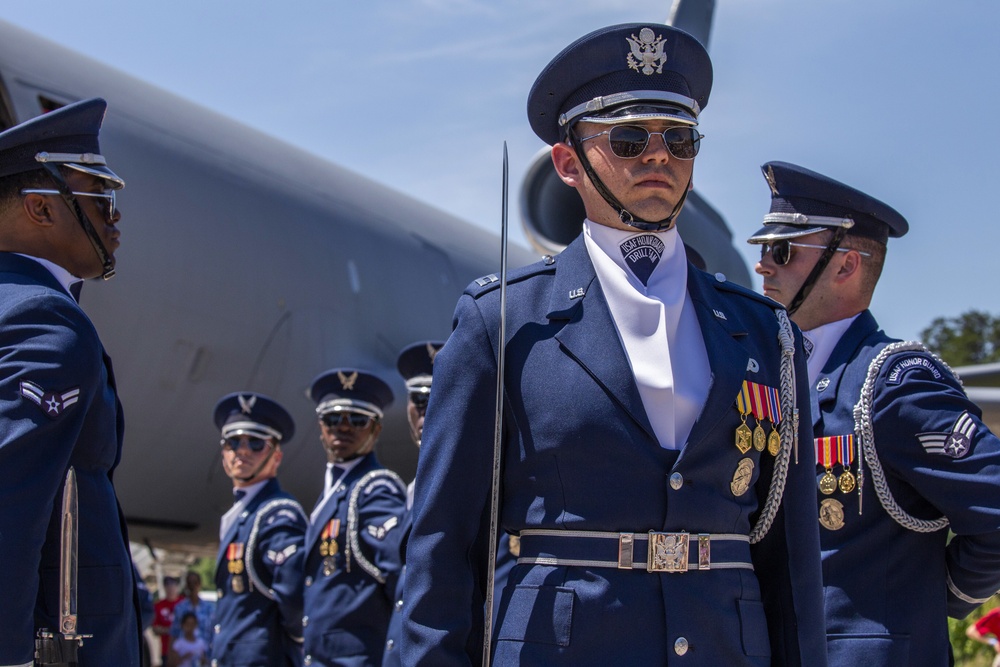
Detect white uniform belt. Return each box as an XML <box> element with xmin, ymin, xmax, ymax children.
<box><xmin>517</xmin><ymin>529</ymin><xmax>754</xmax><ymax>573</ymax></box>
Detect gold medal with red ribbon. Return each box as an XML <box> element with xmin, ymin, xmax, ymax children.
<box><xmin>737</xmin><ymin>381</ymin><xmax>783</xmax><ymax>455</ymax></box>
<box><xmin>815</xmin><ymin>436</ymin><xmax>844</xmax><ymax>495</ymax></box>
<box><xmin>837</xmin><ymin>434</ymin><xmax>856</xmax><ymax>494</ymax></box>
<box><xmin>319</xmin><ymin>518</ymin><xmax>341</xmax><ymax>558</ymax></box>
<box><xmin>227</xmin><ymin>542</ymin><xmax>245</xmax><ymax>575</ymax></box>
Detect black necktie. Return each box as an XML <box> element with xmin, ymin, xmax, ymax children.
<box><xmin>620</xmin><ymin>235</ymin><xmax>665</xmax><ymax>286</ymax></box>
<box><xmin>233</xmin><ymin>489</ymin><xmax>247</xmax><ymax>504</ymax></box>
<box><xmin>69</xmin><ymin>282</ymin><xmax>83</xmax><ymax>303</ymax></box>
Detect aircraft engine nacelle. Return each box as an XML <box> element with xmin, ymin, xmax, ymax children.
<box><xmin>519</xmin><ymin>147</ymin><xmax>752</xmax><ymax>287</ymax></box>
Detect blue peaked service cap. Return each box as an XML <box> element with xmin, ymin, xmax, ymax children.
<box><xmin>213</xmin><ymin>392</ymin><xmax>295</xmax><ymax>444</ymax></box>
<box><xmin>310</xmin><ymin>369</ymin><xmax>394</xmax><ymax>420</ymax></box>
<box><xmin>0</xmin><ymin>97</ymin><xmax>124</xmax><ymax>189</ymax></box>
<box><xmin>527</xmin><ymin>23</ymin><xmax>712</xmax><ymax>145</ymax></box>
<box><xmin>396</xmin><ymin>341</ymin><xmax>445</xmax><ymax>392</ymax></box>
<box><xmin>747</xmin><ymin>161</ymin><xmax>908</xmax><ymax>245</ymax></box>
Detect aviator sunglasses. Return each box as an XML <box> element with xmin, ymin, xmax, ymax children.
<box><xmin>321</xmin><ymin>411</ymin><xmax>374</xmax><ymax>429</ymax></box>
<box><xmin>21</xmin><ymin>188</ymin><xmax>117</xmax><ymax>219</ymax></box>
<box><xmin>759</xmin><ymin>239</ymin><xmax>871</xmax><ymax>266</ymax></box>
<box><xmin>221</xmin><ymin>435</ymin><xmax>271</xmax><ymax>452</ymax></box>
<box><xmin>578</xmin><ymin>125</ymin><xmax>703</xmax><ymax>160</ymax></box>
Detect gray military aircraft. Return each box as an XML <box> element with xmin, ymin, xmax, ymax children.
<box><xmin>0</xmin><ymin>0</ymin><xmax>747</xmax><ymax>550</ymax></box>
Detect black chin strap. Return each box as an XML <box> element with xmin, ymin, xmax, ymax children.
<box><xmin>567</xmin><ymin>126</ymin><xmax>690</xmax><ymax>232</ymax></box>
<box><xmin>235</xmin><ymin>443</ymin><xmax>278</xmax><ymax>483</ymax></box>
<box><xmin>785</xmin><ymin>226</ymin><xmax>851</xmax><ymax>316</ymax></box>
<box><xmin>39</xmin><ymin>163</ymin><xmax>116</xmax><ymax>280</ymax></box>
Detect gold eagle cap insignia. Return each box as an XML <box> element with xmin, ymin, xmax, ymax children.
<box><xmin>238</xmin><ymin>394</ymin><xmax>257</xmax><ymax>415</ymax></box>
<box><xmin>338</xmin><ymin>370</ymin><xmax>358</xmax><ymax>391</ymax></box>
<box><xmin>626</xmin><ymin>27</ymin><xmax>668</xmax><ymax>75</ymax></box>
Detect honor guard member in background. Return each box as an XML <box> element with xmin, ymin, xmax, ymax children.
<box><xmin>212</xmin><ymin>392</ymin><xmax>307</xmax><ymax>667</ymax></box>
<box><xmin>402</xmin><ymin>24</ymin><xmax>826</xmax><ymax>667</ymax></box>
<box><xmin>0</xmin><ymin>98</ymin><xmax>143</xmax><ymax>666</ymax></box>
<box><xmin>303</xmin><ymin>369</ymin><xmax>407</xmax><ymax>667</ymax></box>
<box><xmin>384</xmin><ymin>341</ymin><xmax>519</xmax><ymax>667</ymax></box>
<box><xmin>748</xmin><ymin>161</ymin><xmax>1000</xmax><ymax>666</ymax></box>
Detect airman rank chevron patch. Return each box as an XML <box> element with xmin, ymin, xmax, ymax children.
<box><xmin>917</xmin><ymin>411</ymin><xmax>976</xmax><ymax>459</ymax></box>
<box><xmin>19</xmin><ymin>380</ymin><xmax>80</xmax><ymax>419</ymax></box>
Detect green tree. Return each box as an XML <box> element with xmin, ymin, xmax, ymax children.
<box><xmin>921</xmin><ymin>310</ymin><xmax>1000</xmax><ymax>366</ymax></box>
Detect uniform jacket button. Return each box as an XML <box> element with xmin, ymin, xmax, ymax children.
<box><xmin>305</xmin><ymin>575</ymin><xmax>313</xmax><ymax>587</ymax></box>
<box><xmin>214</xmin><ymin>624</ymin><xmax>220</xmax><ymax>634</ymax></box>
<box><xmin>304</xmin><ymin>656</ymin><xmax>312</xmax><ymax>666</ymax></box>
<box><xmin>386</xmin><ymin>639</ymin><xmax>395</xmax><ymax>651</ymax></box>
<box><xmin>674</xmin><ymin>636</ymin><xmax>689</xmax><ymax>655</ymax></box>
<box><xmin>302</xmin><ymin>615</ymin><xmax>309</xmax><ymax>627</ymax></box>
<box><xmin>395</xmin><ymin>598</ymin><xmax>404</xmax><ymax>611</ymax></box>
<box><xmin>669</xmin><ymin>472</ymin><xmax>684</xmax><ymax>490</ymax></box>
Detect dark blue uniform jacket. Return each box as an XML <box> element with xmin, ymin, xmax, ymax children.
<box><xmin>212</xmin><ymin>477</ymin><xmax>307</xmax><ymax>667</ymax></box>
<box><xmin>303</xmin><ymin>453</ymin><xmax>406</xmax><ymax>667</ymax></box>
<box><xmin>814</xmin><ymin>310</ymin><xmax>1000</xmax><ymax>666</ymax></box>
<box><xmin>0</xmin><ymin>252</ymin><xmax>141</xmax><ymax>667</ymax></box>
<box><xmin>401</xmin><ymin>237</ymin><xmax>827</xmax><ymax>666</ymax></box>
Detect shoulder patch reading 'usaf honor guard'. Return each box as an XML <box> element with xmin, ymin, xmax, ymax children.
<box><xmin>918</xmin><ymin>411</ymin><xmax>977</xmax><ymax>459</ymax></box>
<box><xmin>19</xmin><ymin>380</ymin><xmax>80</xmax><ymax>419</ymax></box>
<box><xmin>885</xmin><ymin>355</ymin><xmax>943</xmax><ymax>385</ymax></box>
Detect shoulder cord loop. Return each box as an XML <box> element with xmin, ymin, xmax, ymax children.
<box><xmin>346</xmin><ymin>469</ymin><xmax>406</xmax><ymax>583</ymax></box>
<box><xmin>750</xmin><ymin>308</ymin><xmax>797</xmax><ymax>544</ymax></box>
<box><xmin>853</xmin><ymin>341</ymin><xmax>952</xmax><ymax>533</ymax></box>
<box><xmin>244</xmin><ymin>498</ymin><xmax>307</xmax><ymax>600</ymax></box>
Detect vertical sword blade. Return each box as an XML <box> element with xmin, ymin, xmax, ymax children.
<box><xmin>482</xmin><ymin>142</ymin><xmax>509</xmax><ymax>667</ymax></box>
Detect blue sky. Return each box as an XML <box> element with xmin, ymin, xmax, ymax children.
<box><xmin>3</xmin><ymin>0</ymin><xmax>997</xmax><ymax>341</ymax></box>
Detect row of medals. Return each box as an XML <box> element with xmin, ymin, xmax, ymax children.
<box><xmin>730</xmin><ymin>418</ymin><xmax>780</xmax><ymax>497</ymax></box>
<box><xmin>228</xmin><ymin>553</ymin><xmax>246</xmax><ymax>594</ymax></box>
<box><xmin>227</xmin><ymin>535</ymin><xmax>341</xmax><ymax>592</ymax></box>
<box><xmin>817</xmin><ymin>467</ymin><xmax>855</xmax><ymax>532</ymax></box>
<box><xmin>319</xmin><ymin>537</ymin><xmax>339</xmax><ymax>576</ymax></box>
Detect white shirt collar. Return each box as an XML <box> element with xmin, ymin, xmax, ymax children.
<box><xmin>803</xmin><ymin>314</ymin><xmax>861</xmax><ymax>385</ymax></box>
<box><xmin>15</xmin><ymin>253</ymin><xmax>82</xmax><ymax>297</ymax></box>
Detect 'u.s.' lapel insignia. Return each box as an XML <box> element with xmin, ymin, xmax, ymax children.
<box><xmin>569</xmin><ymin>288</ymin><xmax>585</xmax><ymax>300</ymax></box>
<box><xmin>19</xmin><ymin>381</ymin><xmax>80</xmax><ymax>419</ymax></box>
<box><xmin>626</xmin><ymin>28</ymin><xmax>667</xmax><ymax>75</ymax></box>
<box><xmin>917</xmin><ymin>411</ymin><xmax>977</xmax><ymax>459</ymax></box>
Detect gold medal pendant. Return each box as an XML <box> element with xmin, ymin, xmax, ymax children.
<box><xmin>735</xmin><ymin>419</ymin><xmax>753</xmax><ymax>455</ymax></box>
<box><xmin>818</xmin><ymin>470</ymin><xmax>838</xmax><ymax>495</ymax></box>
<box><xmin>839</xmin><ymin>469</ymin><xmax>856</xmax><ymax>494</ymax></box>
<box><xmin>319</xmin><ymin>541</ymin><xmax>329</xmax><ymax>557</ymax></box>
<box><xmin>323</xmin><ymin>555</ymin><xmax>337</xmax><ymax>577</ymax></box>
<box><xmin>231</xmin><ymin>575</ymin><xmax>245</xmax><ymax>594</ymax></box>
<box><xmin>767</xmin><ymin>428</ymin><xmax>781</xmax><ymax>456</ymax></box>
<box><xmin>819</xmin><ymin>498</ymin><xmax>845</xmax><ymax>531</ymax></box>
<box><xmin>753</xmin><ymin>423</ymin><xmax>766</xmax><ymax>452</ymax></box>
<box><xmin>730</xmin><ymin>457</ymin><xmax>754</xmax><ymax>497</ymax></box>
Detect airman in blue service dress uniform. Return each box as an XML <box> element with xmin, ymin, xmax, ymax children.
<box><xmin>749</xmin><ymin>161</ymin><xmax>1000</xmax><ymax>666</ymax></box>
<box><xmin>211</xmin><ymin>392</ymin><xmax>307</xmax><ymax>667</ymax></box>
<box><xmin>0</xmin><ymin>98</ymin><xmax>142</xmax><ymax>667</ymax></box>
<box><xmin>303</xmin><ymin>370</ymin><xmax>407</xmax><ymax>667</ymax></box>
<box><xmin>402</xmin><ymin>24</ymin><xmax>826</xmax><ymax>667</ymax></box>
<box><xmin>382</xmin><ymin>341</ymin><xmax>443</xmax><ymax>667</ymax></box>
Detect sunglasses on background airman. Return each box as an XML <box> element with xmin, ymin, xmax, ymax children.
<box><xmin>21</xmin><ymin>188</ymin><xmax>116</xmax><ymax>219</ymax></box>
<box><xmin>220</xmin><ymin>435</ymin><xmax>271</xmax><ymax>452</ymax></box>
<box><xmin>758</xmin><ymin>239</ymin><xmax>871</xmax><ymax>266</ymax></box>
<box><xmin>577</xmin><ymin>125</ymin><xmax>703</xmax><ymax>160</ymax></box>
<box><xmin>321</xmin><ymin>411</ymin><xmax>374</xmax><ymax>429</ymax></box>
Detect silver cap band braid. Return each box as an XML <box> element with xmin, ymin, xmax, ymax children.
<box><xmin>221</xmin><ymin>420</ymin><xmax>283</xmax><ymax>442</ymax></box>
<box><xmin>315</xmin><ymin>398</ymin><xmax>383</xmax><ymax>420</ymax></box>
<box><xmin>558</xmin><ymin>90</ymin><xmax>701</xmax><ymax>128</ymax></box>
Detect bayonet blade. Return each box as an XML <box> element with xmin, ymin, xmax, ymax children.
<box><xmin>59</xmin><ymin>467</ymin><xmax>78</xmax><ymax>637</ymax></box>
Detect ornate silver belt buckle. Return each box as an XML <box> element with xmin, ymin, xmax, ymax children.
<box><xmin>647</xmin><ymin>531</ymin><xmax>689</xmax><ymax>573</ymax></box>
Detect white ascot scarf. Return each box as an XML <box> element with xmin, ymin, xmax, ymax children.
<box><xmin>584</xmin><ymin>220</ymin><xmax>710</xmax><ymax>450</ymax></box>
<box><xmin>802</xmin><ymin>314</ymin><xmax>860</xmax><ymax>385</ymax></box>
<box><xmin>219</xmin><ymin>479</ymin><xmax>267</xmax><ymax>541</ymax></box>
